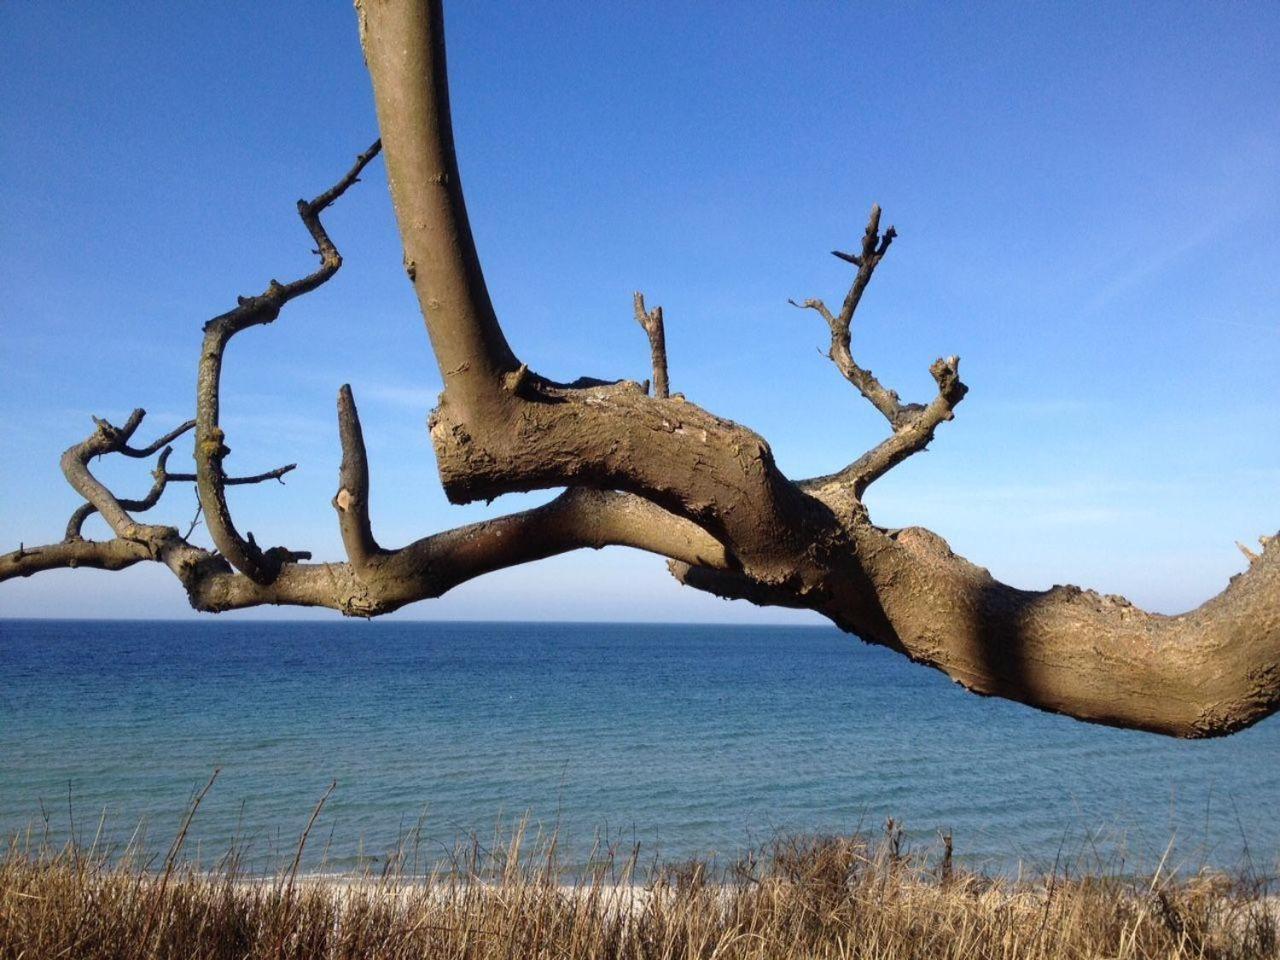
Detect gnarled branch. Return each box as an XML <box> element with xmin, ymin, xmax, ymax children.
<box><xmin>792</xmin><ymin>205</ymin><xmax>967</xmax><ymax>502</ymax></box>
<box><xmin>59</xmin><ymin>412</ymin><xmax>190</xmax><ymax>546</ymax></box>
<box><xmin>331</xmin><ymin>382</ymin><xmax>730</xmax><ymax>604</ymax></box>
<box><xmin>360</xmin><ymin>0</ymin><xmax>827</xmax><ymax>580</ymax></box>
<box><xmin>194</xmin><ymin>140</ymin><xmax>381</xmax><ymax>585</ymax></box>
<box><xmin>66</xmin><ymin>446</ymin><xmax>175</xmax><ymax>541</ymax></box>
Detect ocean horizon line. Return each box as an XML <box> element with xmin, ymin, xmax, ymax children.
<box><xmin>0</xmin><ymin>616</ymin><xmax>838</xmax><ymax>630</ymax></box>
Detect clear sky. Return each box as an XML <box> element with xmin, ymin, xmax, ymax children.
<box><xmin>1</xmin><ymin>3</ymin><xmax>1277</xmax><ymax>623</ymax></box>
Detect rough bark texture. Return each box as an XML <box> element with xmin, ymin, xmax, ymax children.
<box><xmin>3</xmin><ymin>0</ymin><xmax>1277</xmax><ymax>739</ymax></box>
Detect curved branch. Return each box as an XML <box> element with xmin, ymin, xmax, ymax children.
<box><xmin>119</xmin><ymin>419</ymin><xmax>195</xmax><ymax>458</ymax></box>
<box><xmin>66</xmin><ymin>447</ymin><xmax>175</xmax><ymax>541</ymax></box>
<box><xmin>178</xmin><ymin>487</ymin><xmax>730</xmax><ymax>618</ymax></box>
<box><xmin>359</xmin><ymin>1</ymin><xmax>831</xmax><ymax>577</ymax></box>
<box><xmin>839</xmin><ymin>523</ymin><xmax>1280</xmax><ymax>738</ymax></box>
<box><xmin>331</xmin><ymin>382</ymin><xmax>731</xmax><ymax>607</ymax></box>
<box><xmin>65</xmin><ymin>455</ymin><xmax>298</xmax><ymax>541</ymax></box>
<box><xmin>357</xmin><ymin>0</ymin><xmax>518</xmax><ymax>412</ymax></box>
<box><xmin>802</xmin><ymin>356</ymin><xmax>968</xmax><ymax>502</ymax></box>
<box><xmin>194</xmin><ymin>141</ymin><xmax>380</xmax><ymax>585</ymax></box>
<box><xmin>59</xmin><ymin>412</ymin><xmax>180</xmax><ymax>545</ymax></box>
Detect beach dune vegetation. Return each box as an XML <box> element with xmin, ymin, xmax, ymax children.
<box><xmin>3</xmin><ymin>824</ymin><xmax>1277</xmax><ymax>960</ymax></box>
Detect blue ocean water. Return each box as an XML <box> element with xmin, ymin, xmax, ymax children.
<box><xmin>1</xmin><ymin>618</ymin><xmax>1277</xmax><ymax>877</ymax></box>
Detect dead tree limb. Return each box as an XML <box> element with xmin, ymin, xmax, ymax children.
<box><xmin>791</xmin><ymin>205</ymin><xmax>968</xmax><ymax>503</ymax></box>
<box><xmin>633</xmin><ymin>292</ymin><xmax>669</xmax><ymax>398</ymax></box>
<box><xmin>65</xmin><ymin>446</ymin><xmax>295</xmax><ymax>541</ymax></box>
<box><xmin>194</xmin><ymin>140</ymin><xmax>381</xmax><ymax>586</ymax></box>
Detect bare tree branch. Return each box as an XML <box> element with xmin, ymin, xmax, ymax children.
<box><xmin>194</xmin><ymin>140</ymin><xmax>381</xmax><ymax>585</ymax></box>
<box><xmin>60</xmin><ymin>412</ymin><xmax>184</xmax><ymax>546</ymax></box>
<box><xmin>331</xmin><ymin>382</ymin><xmax>730</xmax><ymax>602</ymax></box>
<box><xmin>66</xmin><ymin>447</ymin><xmax>297</xmax><ymax>542</ymax></box>
<box><xmin>802</xmin><ymin>355</ymin><xmax>968</xmax><ymax>502</ymax></box>
<box><xmin>333</xmin><ymin>384</ymin><xmax>384</xmax><ymax>575</ymax></box>
<box><xmin>165</xmin><ymin>464</ymin><xmax>297</xmax><ymax>486</ymax></box>
<box><xmin>119</xmin><ymin>419</ymin><xmax>196</xmax><ymax>458</ymax></box>
<box><xmin>1</xmin><ymin>537</ymin><xmax>154</xmax><ymax>580</ymax></box>
<box><xmin>360</xmin><ymin>1</ymin><xmax>821</xmax><ymax>576</ymax></box>
<box><xmin>790</xmin><ymin>205</ymin><xmax>905</xmax><ymax>426</ymax></box>
<box><xmin>633</xmin><ymin>292</ymin><xmax>669</xmax><ymax>398</ymax></box>
<box><xmin>66</xmin><ymin>447</ymin><xmax>175</xmax><ymax>541</ymax></box>
<box><xmin>792</xmin><ymin>205</ymin><xmax>967</xmax><ymax>502</ymax></box>
<box><xmin>357</xmin><ymin>0</ymin><xmax>519</xmax><ymax>410</ymax></box>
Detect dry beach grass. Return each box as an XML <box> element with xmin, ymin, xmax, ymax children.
<box><xmin>2</xmin><ymin>814</ymin><xmax>1277</xmax><ymax>960</ymax></box>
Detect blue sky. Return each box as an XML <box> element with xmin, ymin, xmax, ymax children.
<box><xmin>1</xmin><ymin>3</ymin><xmax>1277</xmax><ymax>622</ymax></box>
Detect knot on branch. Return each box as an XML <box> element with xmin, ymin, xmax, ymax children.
<box><xmin>91</xmin><ymin>409</ymin><xmax>146</xmax><ymax>449</ymax></box>
<box><xmin>1239</xmin><ymin>535</ymin><xmax>1279</xmax><ymax>567</ymax></box>
<box><xmin>199</xmin><ymin>428</ymin><xmax>230</xmax><ymax>465</ymax></box>
<box><xmin>502</xmin><ymin>363</ymin><xmax>531</xmax><ymax>395</ymax></box>
<box><xmin>150</xmin><ymin>446</ymin><xmax>174</xmax><ymax>483</ymax></box>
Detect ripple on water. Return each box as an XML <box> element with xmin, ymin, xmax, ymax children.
<box><xmin>1</xmin><ymin>619</ymin><xmax>1277</xmax><ymax>875</ymax></box>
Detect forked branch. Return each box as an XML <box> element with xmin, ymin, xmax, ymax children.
<box><xmin>65</xmin><ymin>447</ymin><xmax>176</xmax><ymax>541</ymax></box>
<box><xmin>792</xmin><ymin>205</ymin><xmax>967</xmax><ymax>501</ymax></box>
<box><xmin>59</xmin><ymin>412</ymin><xmax>193</xmax><ymax>546</ymax></box>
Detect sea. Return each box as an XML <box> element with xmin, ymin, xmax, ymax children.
<box><xmin>1</xmin><ymin>618</ymin><xmax>1277</xmax><ymax>878</ymax></box>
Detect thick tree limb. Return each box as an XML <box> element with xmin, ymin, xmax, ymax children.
<box><xmin>159</xmin><ymin>486</ymin><xmax>727</xmax><ymax>619</ymax></box>
<box><xmin>359</xmin><ymin>0</ymin><xmax>830</xmax><ymax>579</ymax></box>
<box><xmin>356</xmin><ymin>0</ymin><xmax>518</xmax><ymax>411</ymax></box>
<box><xmin>194</xmin><ymin>140</ymin><xmax>380</xmax><ymax>585</ymax></box>
<box><xmin>833</xmin><ymin>523</ymin><xmax>1280</xmax><ymax>738</ymax></box>
<box><xmin>331</xmin><ymin>382</ymin><xmax>730</xmax><ymax>603</ymax></box>
<box><xmin>669</xmin><ymin>524</ymin><xmax>1280</xmax><ymax>738</ymax></box>
<box><xmin>633</xmin><ymin>292</ymin><xmax>669</xmax><ymax>398</ymax></box>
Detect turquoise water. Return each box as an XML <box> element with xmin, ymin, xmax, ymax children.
<box><xmin>1</xmin><ymin>618</ymin><xmax>1277</xmax><ymax>876</ymax></box>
